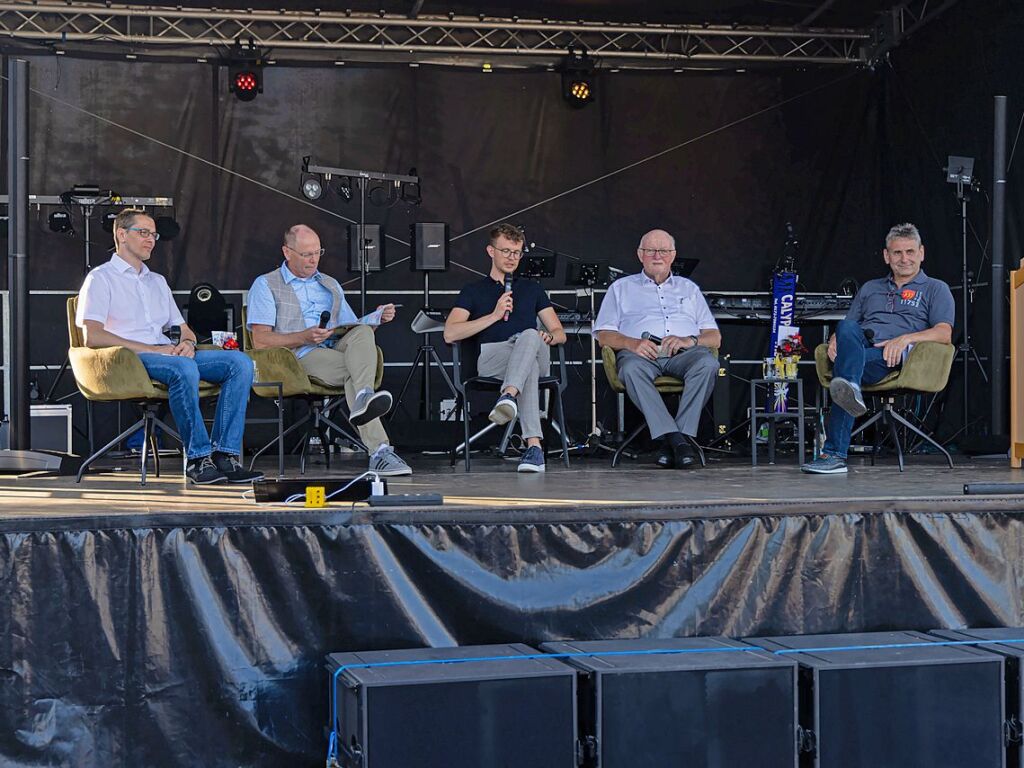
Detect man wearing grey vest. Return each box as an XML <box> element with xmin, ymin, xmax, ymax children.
<box><xmin>246</xmin><ymin>224</ymin><xmax>412</xmax><ymax>476</ymax></box>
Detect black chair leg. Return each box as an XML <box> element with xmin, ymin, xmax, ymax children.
<box><xmin>77</xmin><ymin>416</ymin><xmax>148</xmax><ymax>483</ymax></box>
<box><xmin>463</xmin><ymin>393</ymin><xmax>472</xmax><ymax>472</ymax></box>
<box><xmin>450</xmin><ymin>395</ymin><xmax>463</xmax><ymax>467</ymax></box>
<box><xmin>553</xmin><ymin>389</ymin><xmax>570</xmax><ymax>468</ymax></box>
<box><xmin>888</xmin><ymin>408</ymin><xmax>954</xmax><ymax>469</ymax></box>
<box><xmin>885</xmin><ymin>410</ymin><xmax>904</xmax><ymax>472</ymax></box>
<box><xmin>685</xmin><ymin>435</ymin><xmax>707</xmax><ymax>467</ymax></box>
<box><xmin>612</xmin><ymin>423</ymin><xmax>646</xmax><ymax>467</ymax></box>
<box><xmin>140</xmin><ymin>412</ymin><xmax>152</xmax><ymax>486</ymax></box>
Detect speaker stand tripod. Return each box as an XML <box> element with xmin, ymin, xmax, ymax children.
<box><xmin>392</xmin><ymin>272</ymin><xmax>456</xmax><ymax>420</ymax></box>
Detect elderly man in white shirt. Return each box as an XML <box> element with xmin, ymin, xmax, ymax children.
<box><xmin>76</xmin><ymin>208</ymin><xmax>261</xmax><ymax>485</ymax></box>
<box><xmin>594</xmin><ymin>229</ymin><xmax>721</xmax><ymax>469</ymax></box>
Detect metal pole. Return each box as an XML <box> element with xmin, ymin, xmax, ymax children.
<box><xmin>7</xmin><ymin>57</ymin><xmax>29</xmax><ymax>450</ymax></box>
<box><xmin>422</xmin><ymin>271</ymin><xmax>431</xmax><ymax>419</ymax></box>
<box><xmin>992</xmin><ymin>95</ymin><xmax>1008</xmax><ymax>435</ymax></box>
<box><xmin>960</xmin><ymin>183</ymin><xmax>969</xmax><ymax>433</ymax></box>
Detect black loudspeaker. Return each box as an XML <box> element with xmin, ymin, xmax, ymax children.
<box><xmin>542</xmin><ymin>637</ymin><xmax>798</xmax><ymax>768</ymax></box>
<box><xmin>934</xmin><ymin>627</ymin><xmax>1024</xmax><ymax>768</ymax></box>
<box><xmin>347</xmin><ymin>224</ymin><xmax>384</xmax><ymax>272</ymax></box>
<box><xmin>747</xmin><ymin>631</ymin><xmax>1005</xmax><ymax>768</ymax></box>
<box><xmin>326</xmin><ymin>644</ymin><xmax>578</xmax><ymax>768</ymax></box>
<box><xmin>183</xmin><ymin>282</ymin><xmax>228</xmax><ymax>341</ymax></box>
<box><xmin>411</xmin><ymin>222</ymin><xmax>449</xmax><ymax>272</ymax></box>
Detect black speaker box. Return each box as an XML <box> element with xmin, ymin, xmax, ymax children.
<box><xmin>411</xmin><ymin>222</ymin><xmax>449</xmax><ymax>272</ymax></box>
<box><xmin>542</xmin><ymin>637</ymin><xmax>798</xmax><ymax>768</ymax></box>
<box><xmin>348</xmin><ymin>224</ymin><xmax>385</xmax><ymax>272</ymax></box>
<box><xmin>747</xmin><ymin>630</ymin><xmax>1005</xmax><ymax>768</ymax></box>
<box><xmin>326</xmin><ymin>643</ymin><xmax>578</xmax><ymax>768</ymax></box>
<box><xmin>934</xmin><ymin>627</ymin><xmax>1024</xmax><ymax>767</ymax></box>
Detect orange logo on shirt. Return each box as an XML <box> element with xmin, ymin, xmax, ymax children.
<box><xmin>901</xmin><ymin>289</ymin><xmax>916</xmax><ymax>300</ymax></box>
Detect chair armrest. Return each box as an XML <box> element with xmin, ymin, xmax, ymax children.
<box><xmin>601</xmin><ymin>345</ymin><xmax>624</xmax><ymax>392</ymax></box>
<box><xmin>68</xmin><ymin>346</ymin><xmax>160</xmax><ymax>401</ymax></box>
<box><xmin>888</xmin><ymin>341</ymin><xmax>956</xmax><ymax>393</ymax></box>
<box><xmin>246</xmin><ymin>347</ymin><xmax>312</xmax><ymax>397</ymax></box>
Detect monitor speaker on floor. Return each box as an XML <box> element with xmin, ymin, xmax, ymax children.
<box><xmin>746</xmin><ymin>630</ymin><xmax>1005</xmax><ymax>768</ymax></box>
<box><xmin>326</xmin><ymin>644</ymin><xmax>577</xmax><ymax>768</ymax></box>
<box><xmin>542</xmin><ymin>637</ymin><xmax>798</xmax><ymax>768</ymax></box>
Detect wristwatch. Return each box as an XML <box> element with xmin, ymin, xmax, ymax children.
<box><xmin>689</xmin><ymin>335</ymin><xmax>699</xmax><ymax>348</ymax></box>
<box><xmin>183</xmin><ymin>339</ymin><xmax>197</xmax><ymax>347</ymax></box>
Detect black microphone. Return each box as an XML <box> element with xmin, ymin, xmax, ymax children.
<box><xmin>167</xmin><ymin>327</ymin><xmax>181</xmax><ymax>345</ymax></box>
<box><xmin>503</xmin><ymin>274</ymin><xmax>512</xmax><ymax>321</ymax></box>
<box><xmin>318</xmin><ymin>310</ymin><xmax>330</xmax><ymax>329</ymax></box>
<box><xmin>641</xmin><ymin>331</ymin><xmax>663</xmax><ymax>345</ymax></box>
<box><xmin>863</xmin><ymin>328</ymin><xmax>874</xmax><ymax>344</ymax></box>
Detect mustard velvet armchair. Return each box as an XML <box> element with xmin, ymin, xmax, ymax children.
<box><xmin>241</xmin><ymin>307</ymin><xmax>384</xmax><ymax>473</ymax></box>
<box><xmin>601</xmin><ymin>344</ymin><xmax>718</xmax><ymax>467</ymax></box>
<box><xmin>814</xmin><ymin>340</ymin><xmax>956</xmax><ymax>470</ymax></box>
<box><xmin>66</xmin><ymin>296</ymin><xmax>220</xmax><ymax>484</ymax></box>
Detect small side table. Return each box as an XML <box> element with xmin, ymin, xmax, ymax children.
<box><xmin>750</xmin><ymin>377</ymin><xmax>805</xmax><ymax>466</ymax></box>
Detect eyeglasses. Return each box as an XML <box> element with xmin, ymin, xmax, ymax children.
<box><xmin>491</xmin><ymin>246</ymin><xmax>523</xmax><ymax>259</ymax></box>
<box><xmin>286</xmin><ymin>245</ymin><xmax>326</xmax><ymax>259</ymax></box>
<box><xmin>639</xmin><ymin>248</ymin><xmax>675</xmax><ymax>257</ymax></box>
<box><xmin>127</xmin><ymin>227</ymin><xmax>160</xmax><ymax>241</ymax></box>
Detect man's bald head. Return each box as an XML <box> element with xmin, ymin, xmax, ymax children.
<box><xmin>638</xmin><ymin>229</ymin><xmax>675</xmax><ymax>251</ymax></box>
<box><xmin>281</xmin><ymin>224</ymin><xmax>323</xmax><ymax>279</ymax></box>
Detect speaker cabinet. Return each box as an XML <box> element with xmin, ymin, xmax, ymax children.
<box><xmin>934</xmin><ymin>627</ymin><xmax>1024</xmax><ymax>768</ymax></box>
<box><xmin>411</xmin><ymin>222</ymin><xmax>449</xmax><ymax>272</ymax></box>
<box><xmin>542</xmin><ymin>637</ymin><xmax>798</xmax><ymax>768</ymax></box>
<box><xmin>326</xmin><ymin>644</ymin><xmax>578</xmax><ymax>768</ymax></box>
<box><xmin>347</xmin><ymin>224</ymin><xmax>385</xmax><ymax>272</ymax></box>
<box><xmin>747</xmin><ymin>631</ymin><xmax>1005</xmax><ymax>768</ymax></box>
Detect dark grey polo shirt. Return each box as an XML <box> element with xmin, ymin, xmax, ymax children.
<box><xmin>846</xmin><ymin>268</ymin><xmax>955</xmax><ymax>341</ymax></box>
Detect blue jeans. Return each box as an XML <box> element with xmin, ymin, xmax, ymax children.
<box><xmin>137</xmin><ymin>350</ymin><xmax>254</xmax><ymax>460</ymax></box>
<box><xmin>823</xmin><ymin>319</ymin><xmax>895</xmax><ymax>459</ymax></box>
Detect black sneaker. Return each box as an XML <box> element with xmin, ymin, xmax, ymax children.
<box><xmin>212</xmin><ymin>452</ymin><xmax>265</xmax><ymax>483</ymax></box>
<box><xmin>186</xmin><ymin>455</ymin><xmax>228</xmax><ymax>485</ymax></box>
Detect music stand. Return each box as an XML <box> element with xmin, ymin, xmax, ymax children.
<box><xmin>518</xmin><ymin>252</ymin><xmax>557</xmax><ymax>280</ymax></box>
<box><xmin>565</xmin><ymin>260</ymin><xmax>617</xmax><ymax>453</ymax></box>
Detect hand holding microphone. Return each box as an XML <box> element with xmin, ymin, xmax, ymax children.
<box><xmin>634</xmin><ymin>331</ymin><xmax>660</xmax><ymax>361</ymax></box>
<box><xmin>318</xmin><ymin>310</ymin><xmax>330</xmax><ymax>329</ymax></box>
<box><xmin>503</xmin><ymin>274</ymin><xmax>513</xmax><ymax>321</ymax></box>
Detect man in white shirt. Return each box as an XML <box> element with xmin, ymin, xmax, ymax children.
<box><xmin>594</xmin><ymin>229</ymin><xmax>721</xmax><ymax>469</ymax></box>
<box><xmin>76</xmin><ymin>208</ymin><xmax>262</xmax><ymax>485</ymax></box>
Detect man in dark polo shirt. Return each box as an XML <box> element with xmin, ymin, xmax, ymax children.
<box><xmin>443</xmin><ymin>223</ymin><xmax>566</xmax><ymax>472</ymax></box>
<box><xmin>802</xmin><ymin>222</ymin><xmax>955</xmax><ymax>474</ymax></box>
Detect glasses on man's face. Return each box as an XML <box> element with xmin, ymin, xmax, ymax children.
<box><xmin>639</xmin><ymin>248</ymin><xmax>674</xmax><ymax>257</ymax></box>
<box><xmin>287</xmin><ymin>245</ymin><xmax>326</xmax><ymax>259</ymax></box>
<box><xmin>127</xmin><ymin>227</ymin><xmax>160</xmax><ymax>241</ymax></box>
<box><xmin>491</xmin><ymin>246</ymin><xmax>524</xmax><ymax>259</ymax></box>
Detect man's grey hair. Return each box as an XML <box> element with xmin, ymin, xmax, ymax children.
<box><xmin>283</xmin><ymin>224</ymin><xmax>315</xmax><ymax>249</ymax></box>
<box><xmin>638</xmin><ymin>230</ymin><xmax>676</xmax><ymax>250</ymax></box>
<box><xmin>885</xmin><ymin>223</ymin><xmax>922</xmax><ymax>249</ymax></box>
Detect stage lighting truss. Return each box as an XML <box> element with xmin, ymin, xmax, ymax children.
<box><xmin>560</xmin><ymin>49</ymin><xmax>595</xmax><ymax>107</ymax></box>
<box><xmin>0</xmin><ymin>2</ymin><xmax>944</xmax><ymax>69</ymax></box>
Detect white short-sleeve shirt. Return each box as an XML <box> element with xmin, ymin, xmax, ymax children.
<box><xmin>75</xmin><ymin>253</ymin><xmax>185</xmax><ymax>346</ymax></box>
<box><xmin>594</xmin><ymin>272</ymin><xmax>718</xmax><ymax>340</ymax></box>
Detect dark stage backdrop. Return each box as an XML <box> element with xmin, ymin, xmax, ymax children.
<box><xmin>3</xmin><ymin>0</ymin><xmax>1022</xmax><ymax>447</ymax></box>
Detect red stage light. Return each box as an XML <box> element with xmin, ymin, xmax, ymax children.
<box><xmin>228</xmin><ymin>65</ymin><xmax>262</xmax><ymax>102</ymax></box>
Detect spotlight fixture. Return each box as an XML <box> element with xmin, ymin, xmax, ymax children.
<box><xmin>227</xmin><ymin>39</ymin><xmax>264</xmax><ymax>102</ymax></box>
<box><xmin>560</xmin><ymin>48</ymin><xmax>596</xmax><ymax>108</ymax></box>
<box><xmin>368</xmin><ymin>180</ymin><xmax>398</xmax><ymax>208</ymax></box>
<box><xmin>400</xmin><ymin>167</ymin><xmax>422</xmax><ymax>205</ymax></box>
<box><xmin>301</xmin><ymin>174</ymin><xmax>324</xmax><ymax>201</ymax></box>
<box><xmin>48</xmin><ymin>210</ymin><xmax>73</xmax><ymax>233</ymax></box>
<box><xmin>155</xmin><ymin>215</ymin><xmax>181</xmax><ymax>241</ymax></box>
<box><xmin>335</xmin><ymin>176</ymin><xmax>353</xmax><ymax>202</ymax></box>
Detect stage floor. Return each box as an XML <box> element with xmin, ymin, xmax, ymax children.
<box><xmin>1</xmin><ymin>452</ymin><xmax>1023</xmax><ymax>520</ymax></box>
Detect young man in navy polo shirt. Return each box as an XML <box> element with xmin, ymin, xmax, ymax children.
<box><xmin>443</xmin><ymin>223</ymin><xmax>567</xmax><ymax>472</ymax></box>
<box><xmin>802</xmin><ymin>223</ymin><xmax>955</xmax><ymax>474</ymax></box>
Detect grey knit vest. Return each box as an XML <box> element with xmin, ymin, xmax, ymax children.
<box><xmin>262</xmin><ymin>268</ymin><xmax>345</xmax><ymax>333</ymax></box>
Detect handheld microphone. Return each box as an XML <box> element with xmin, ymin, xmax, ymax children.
<box><xmin>641</xmin><ymin>331</ymin><xmax>663</xmax><ymax>345</ymax></box>
<box><xmin>167</xmin><ymin>327</ymin><xmax>181</xmax><ymax>345</ymax></box>
<box><xmin>864</xmin><ymin>328</ymin><xmax>875</xmax><ymax>344</ymax></box>
<box><xmin>503</xmin><ymin>274</ymin><xmax>512</xmax><ymax>321</ymax></box>
<box><xmin>318</xmin><ymin>310</ymin><xmax>330</xmax><ymax>329</ymax></box>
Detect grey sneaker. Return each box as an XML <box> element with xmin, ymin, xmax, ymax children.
<box><xmin>370</xmin><ymin>445</ymin><xmax>412</xmax><ymax>477</ymax></box>
<box><xmin>801</xmin><ymin>454</ymin><xmax>848</xmax><ymax>474</ymax></box>
<box><xmin>350</xmin><ymin>389</ymin><xmax>393</xmax><ymax>427</ymax></box>
<box><xmin>186</xmin><ymin>455</ymin><xmax>228</xmax><ymax>485</ymax></box>
<box><xmin>829</xmin><ymin>377</ymin><xmax>867</xmax><ymax>417</ymax></box>
<box><xmin>488</xmin><ymin>393</ymin><xmax>518</xmax><ymax>425</ymax></box>
<box><xmin>517</xmin><ymin>445</ymin><xmax>546</xmax><ymax>473</ymax></box>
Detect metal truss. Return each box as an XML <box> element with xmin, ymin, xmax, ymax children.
<box><xmin>0</xmin><ymin>2</ymin><xmax>873</xmax><ymax>68</ymax></box>
<box><xmin>867</xmin><ymin>0</ymin><xmax>961</xmax><ymax>64</ymax></box>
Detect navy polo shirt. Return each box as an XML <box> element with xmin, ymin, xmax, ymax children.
<box><xmin>453</xmin><ymin>275</ymin><xmax>552</xmax><ymax>344</ymax></box>
<box><xmin>846</xmin><ymin>269</ymin><xmax>955</xmax><ymax>341</ymax></box>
